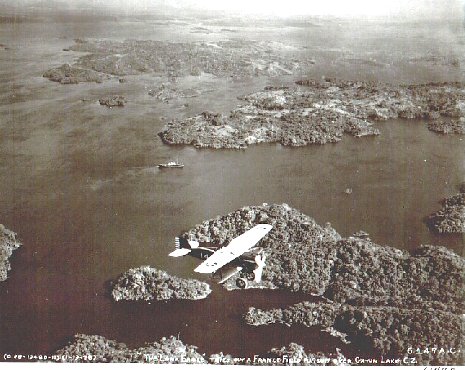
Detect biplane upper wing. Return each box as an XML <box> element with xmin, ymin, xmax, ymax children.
<box><xmin>194</xmin><ymin>224</ymin><xmax>272</xmax><ymax>274</ymax></box>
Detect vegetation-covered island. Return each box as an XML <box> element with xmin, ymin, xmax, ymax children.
<box><xmin>99</xmin><ymin>95</ymin><xmax>127</xmax><ymax>107</ymax></box>
<box><xmin>182</xmin><ymin>203</ymin><xmax>465</xmax><ymax>365</ymax></box>
<box><xmin>52</xmin><ymin>334</ymin><xmax>207</xmax><ymax>363</ymax></box>
<box><xmin>43</xmin><ymin>38</ymin><xmax>313</xmax><ymax>81</ymax></box>
<box><xmin>42</xmin><ymin>63</ymin><xmax>106</xmax><ymax>84</ymax></box>
<box><xmin>159</xmin><ymin>80</ymin><xmax>465</xmax><ymax>149</ymax></box>
<box><xmin>0</xmin><ymin>224</ymin><xmax>21</xmax><ymax>282</ymax></box>
<box><xmin>427</xmin><ymin>189</ymin><xmax>465</xmax><ymax>234</ymax></box>
<box><xmin>111</xmin><ymin>266</ymin><xmax>212</xmax><ymax>302</ymax></box>
<box><xmin>52</xmin><ymin>334</ymin><xmax>349</xmax><ymax>365</ymax></box>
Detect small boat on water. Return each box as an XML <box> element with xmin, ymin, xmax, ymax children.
<box><xmin>158</xmin><ymin>161</ymin><xmax>184</xmax><ymax>169</ymax></box>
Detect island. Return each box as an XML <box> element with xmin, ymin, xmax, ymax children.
<box><xmin>0</xmin><ymin>224</ymin><xmax>21</xmax><ymax>282</ymax></box>
<box><xmin>181</xmin><ymin>203</ymin><xmax>464</xmax><ymax>365</ymax></box>
<box><xmin>427</xmin><ymin>119</ymin><xmax>465</xmax><ymax>134</ymax></box>
<box><xmin>99</xmin><ymin>95</ymin><xmax>126</xmax><ymax>108</ymax></box>
<box><xmin>148</xmin><ymin>83</ymin><xmax>201</xmax><ymax>103</ymax></box>
<box><xmin>43</xmin><ymin>38</ymin><xmax>313</xmax><ymax>81</ymax></box>
<box><xmin>245</xmin><ymin>301</ymin><xmax>463</xmax><ymax>365</ymax></box>
<box><xmin>52</xmin><ymin>334</ymin><xmax>207</xmax><ymax>364</ymax></box>
<box><xmin>427</xmin><ymin>189</ymin><xmax>465</xmax><ymax>233</ymax></box>
<box><xmin>43</xmin><ymin>63</ymin><xmax>106</xmax><ymax>84</ymax></box>
<box><xmin>159</xmin><ymin>79</ymin><xmax>465</xmax><ymax>149</ymax></box>
<box><xmin>111</xmin><ymin>266</ymin><xmax>211</xmax><ymax>302</ymax></box>
<box><xmin>264</xmin><ymin>343</ymin><xmax>348</xmax><ymax>366</ymax></box>
<box><xmin>52</xmin><ymin>333</ymin><xmax>348</xmax><ymax>365</ymax></box>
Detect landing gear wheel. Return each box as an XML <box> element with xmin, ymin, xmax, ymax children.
<box><xmin>236</xmin><ymin>278</ymin><xmax>247</xmax><ymax>289</ymax></box>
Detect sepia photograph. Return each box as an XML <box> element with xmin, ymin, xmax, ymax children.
<box><xmin>0</xmin><ymin>0</ymin><xmax>464</xmax><ymax>366</ymax></box>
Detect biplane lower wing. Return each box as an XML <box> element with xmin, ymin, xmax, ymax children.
<box><xmin>194</xmin><ymin>224</ymin><xmax>272</xmax><ymax>274</ymax></box>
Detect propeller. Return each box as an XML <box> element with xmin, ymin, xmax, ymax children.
<box><xmin>253</xmin><ymin>252</ymin><xmax>266</xmax><ymax>283</ymax></box>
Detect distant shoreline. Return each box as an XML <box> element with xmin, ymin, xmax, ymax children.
<box><xmin>160</xmin><ymin>79</ymin><xmax>464</xmax><ymax>149</ymax></box>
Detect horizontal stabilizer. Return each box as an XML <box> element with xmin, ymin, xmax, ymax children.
<box><xmin>169</xmin><ymin>248</ymin><xmax>191</xmax><ymax>257</ymax></box>
<box><xmin>194</xmin><ymin>263</ymin><xmax>215</xmax><ymax>273</ymax></box>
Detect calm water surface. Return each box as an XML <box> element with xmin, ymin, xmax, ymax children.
<box><xmin>0</xmin><ymin>18</ymin><xmax>464</xmax><ymax>358</ymax></box>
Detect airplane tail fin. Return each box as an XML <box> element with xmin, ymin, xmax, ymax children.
<box><xmin>253</xmin><ymin>253</ymin><xmax>267</xmax><ymax>283</ymax></box>
<box><xmin>169</xmin><ymin>237</ymin><xmax>199</xmax><ymax>257</ymax></box>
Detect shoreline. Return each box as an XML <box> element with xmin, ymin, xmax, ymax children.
<box><xmin>50</xmin><ymin>334</ymin><xmax>348</xmax><ymax>365</ymax></box>
<box><xmin>427</xmin><ymin>190</ymin><xmax>465</xmax><ymax>234</ymax></box>
<box><xmin>46</xmin><ymin>202</ymin><xmax>464</xmax><ymax>365</ymax></box>
<box><xmin>159</xmin><ymin>79</ymin><xmax>464</xmax><ymax>149</ymax></box>
<box><xmin>1</xmin><ymin>17</ymin><xmax>464</xmax><ymax>366</ymax></box>
<box><xmin>0</xmin><ymin>224</ymin><xmax>21</xmax><ymax>282</ymax></box>
<box><xmin>181</xmin><ymin>203</ymin><xmax>464</xmax><ymax>365</ymax></box>
<box><xmin>111</xmin><ymin>266</ymin><xmax>212</xmax><ymax>302</ymax></box>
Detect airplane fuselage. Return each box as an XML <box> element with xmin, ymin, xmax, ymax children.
<box><xmin>169</xmin><ymin>224</ymin><xmax>273</xmax><ymax>287</ymax></box>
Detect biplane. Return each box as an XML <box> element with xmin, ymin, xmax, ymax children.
<box><xmin>169</xmin><ymin>224</ymin><xmax>272</xmax><ymax>288</ymax></box>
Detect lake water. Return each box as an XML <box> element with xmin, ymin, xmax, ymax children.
<box><xmin>0</xmin><ymin>16</ymin><xmax>464</xmax><ymax>358</ymax></box>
